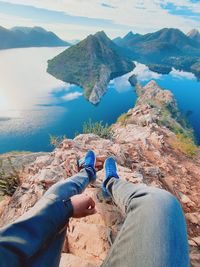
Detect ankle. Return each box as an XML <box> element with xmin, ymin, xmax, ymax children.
<box><xmin>105</xmin><ymin>176</ymin><xmax>117</xmax><ymax>194</ymax></box>
<box><xmin>85</xmin><ymin>166</ymin><xmax>96</xmax><ymax>182</ymax></box>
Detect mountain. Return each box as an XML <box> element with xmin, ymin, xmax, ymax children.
<box><xmin>0</xmin><ymin>81</ymin><xmax>199</xmax><ymax>266</ymax></box>
<box><xmin>187</xmin><ymin>29</ymin><xmax>200</xmax><ymax>44</ymax></box>
<box><xmin>0</xmin><ymin>26</ymin><xmax>70</xmax><ymax>49</ymax></box>
<box><xmin>123</xmin><ymin>31</ymin><xmax>136</xmax><ymax>42</ymax></box>
<box><xmin>115</xmin><ymin>28</ymin><xmax>199</xmax><ymax>58</ymax></box>
<box><xmin>47</xmin><ymin>31</ymin><xmax>134</xmax><ymax>104</ymax></box>
<box><xmin>114</xmin><ymin>28</ymin><xmax>200</xmax><ymax>78</ymax></box>
<box><xmin>112</xmin><ymin>36</ymin><xmax>122</xmax><ymax>45</ymax></box>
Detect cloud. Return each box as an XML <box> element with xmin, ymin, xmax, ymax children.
<box><xmin>132</xmin><ymin>62</ymin><xmax>162</xmax><ymax>81</ymax></box>
<box><xmin>62</xmin><ymin>92</ymin><xmax>83</xmax><ymax>101</ymax></box>
<box><xmin>0</xmin><ymin>1</ymin><xmax>115</xmax><ymax>27</ymax></box>
<box><xmin>0</xmin><ymin>1</ymin><xmax>129</xmax><ymax>39</ymax></box>
<box><xmin>170</xmin><ymin>68</ymin><xmax>196</xmax><ymax>79</ymax></box>
<box><xmin>0</xmin><ymin>0</ymin><xmax>200</xmax><ymax>39</ymax></box>
<box><xmin>160</xmin><ymin>1</ymin><xmax>200</xmax><ymax>21</ymax></box>
<box><xmin>110</xmin><ymin>61</ymin><xmax>163</xmax><ymax>92</ymax></box>
<box><xmin>101</xmin><ymin>3</ymin><xmax>116</xmax><ymax>9</ymax></box>
<box><xmin>111</xmin><ymin>72</ymin><xmax>132</xmax><ymax>92</ymax></box>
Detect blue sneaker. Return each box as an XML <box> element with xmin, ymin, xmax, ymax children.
<box><xmin>102</xmin><ymin>157</ymin><xmax>119</xmax><ymax>197</ymax></box>
<box><xmin>84</xmin><ymin>150</ymin><xmax>96</xmax><ymax>183</ymax></box>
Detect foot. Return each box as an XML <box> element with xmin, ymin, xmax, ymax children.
<box><xmin>84</xmin><ymin>150</ymin><xmax>96</xmax><ymax>183</ymax></box>
<box><xmin>102</xmin><ymin>157</ymin><xmax>119</xmax><ymax>197</ymax></box>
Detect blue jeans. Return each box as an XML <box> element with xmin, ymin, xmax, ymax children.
<box><xmin>0</xmin><ymin>169</ymin><xmax>189</xmax><ymax>267</ymax></box>
<box><xmin>102</xmin><ymin>178</ymin><xmax>189</xmax><ymax>267</ymax></box>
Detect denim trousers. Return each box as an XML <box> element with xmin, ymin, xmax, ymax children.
<box><xmin>0</xmin><ymin>169</ymin><xmax>189</xmax><ymax>267</ymax></box>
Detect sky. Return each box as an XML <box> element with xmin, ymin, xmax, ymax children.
<box><xmin>0</xmin><ymin>0</ymin><xmax>199</xmax><ymax>40</ymax></box>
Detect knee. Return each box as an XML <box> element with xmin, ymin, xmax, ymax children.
<box><xmin>128</xmin><ymin>187</ymin><xmax>182</xmax><ymax>216</ymax></box>
<box><xmin>150</xmin><ymin>188</ymin><xmax>181</xmax><ymax>211</ymax></box>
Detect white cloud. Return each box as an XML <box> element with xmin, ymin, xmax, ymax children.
<box><xmin>132</xmin><ymin>62</ymin><xmax>162</xmax><ymax>81</ymax></box>
<box><xmin>62</xmin><ymin>92</ymin><xmax>83</xmax><ymax>101</ymax></box>
<box><xmin>2</xmin><ymin>0</ymin><xmax>200</xmax><ymax>39</ymax></box>
<box><xmin>170</xmin><ymin>67</ymin><xmax>196</xmax><ymax>79</ymax></box>
<box><xmin>110</xmin><ymin>61</ymin><xmax>163</xmax><ymax>92</ymax></box>
<box><xmin>111</xmin><ymin>72</ymin><xmax>132</xmax><ymax>92</ymax></box>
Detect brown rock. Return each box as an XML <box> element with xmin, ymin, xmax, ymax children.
<box><xmin>59</xmin><ymin>253</ymin><xmax>97</xmax><ymax>267</ymax></box>
<box><xmin>67</xmin><ymin>222</ymin><xmax>110</xmax><ymax>264</ymax></box>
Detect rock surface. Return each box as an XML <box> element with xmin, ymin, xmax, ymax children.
<box><xmin>0</xmin><ymin>81</ymin><xmax>200</xmax><ymax>266</ymax></box>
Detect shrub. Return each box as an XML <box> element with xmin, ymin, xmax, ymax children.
<box><xmin>0</xmin><ymin>158</ymin><xmax>20</xmax><ymax>196</ymax></box>
<box><xmin>82</xmin><ymin>119</ymin><xmax>113</xmax><ymax>139</ymax></box>
<box><xmin>49</xmin><ymin>135</ymin><xmax>66</xmax><ymax>148</ymax></box>
<box><xmin>172</xmin><ymin>133</ymin><xmax>198</xmax><ymax>157</ymax></box>
<box><xmin>117</xmin><ymin>113</ymin><xmax>128</xmax><ymax>125</ymax></box>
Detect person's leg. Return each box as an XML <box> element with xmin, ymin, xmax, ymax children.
<box><xmin>28</xmin><ymin>229</ymin><xmax>66</xmax><ymax>267</ymax></box>
<box><xmin>102</xmin><ymin>178</ymin><xmax>189</xmax><ymax>267</ymax></box>
<box><xmin>26</xmin><ymin>152</ymin><xmax>96</xmax><ymax>267</ymax></box>
<box><xmin>26</xmin><ymin>170</ymin><xmax>90</xmax><ymax>267</ymax></box>
<box><xmin>43</xmin><ymin>168</ymin><xmax>92</xmax><ymax>199</ymax></box>
<box><xmin>43</xmin><ymin>149</ymin><xmax>96</xmax><ymax>200</ymax></box>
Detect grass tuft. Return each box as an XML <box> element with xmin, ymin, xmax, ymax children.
<box><xmin>117</xmin><ymin>113</ymin><xmax>128</xmax><ymax>125</ymax></box>
<box><xmin>82</xmin><ymin>119</ymin><xmax>113</xmax><ymax>139</ymax></box>
<box><xmin>0</xmin><ymin>158</ymin><xmax>20</xmax><ymax>196</ymax></box>
<box><xmin>49</xmin><ymin>135</ymin><xmax>66</xmax><ymax>148</ymax></box>
<box><xmin>172</xmin><ymin>133</ymin><xmax>198</xmax><ymax>157</ymax></box>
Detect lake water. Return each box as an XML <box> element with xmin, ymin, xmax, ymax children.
<box><xmin>0</xmin><ymin>47</ymin><xmax>199</xmax><ymax>153</ymax></box>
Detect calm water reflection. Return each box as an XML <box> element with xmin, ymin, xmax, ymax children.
<box><xmin>0</xmin><ymin>48</ymin><xmax>199</xmax><ymax>153</ymax></box>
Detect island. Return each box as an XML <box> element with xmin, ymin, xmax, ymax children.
<box><xmin>47</xmin><ymin>31</ymin><xmax>135</xmax><ymax>104</ymax></box>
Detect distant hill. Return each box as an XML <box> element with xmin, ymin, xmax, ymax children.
<box><xmin>114</xmin><ymin>28</ymin><xmax>200</xmax><ymax>78</ymax></box>
<box><xmin>0</xmin><ymin>26</ymin><xmax>70</xmax><ymax>49</ymax></box>
<box><xmin>115</xmin><ymin>28</ymin><xmax>199</xmax><ymax>58</ymax></box>
<box><xmin>47</xmin><ymin>31</ymin><xmax>134</xmax><ymax>104</ymax></box>
<box><xmin>187</xmin><ymin>29</ymin><xmax>200</xmax><ymax>44</ymax></box>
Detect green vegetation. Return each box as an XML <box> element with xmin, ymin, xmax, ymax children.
<box><xmin>117</xmin><ymin>113</ymin><xmax>128</xmax><ymax>125</ymax></box>
<box><xmin>114</xmin><ymin>28</ymin><xmax>200</xmax><ymax>79</ymax></box>
<box><xmin>47</xmin><ymin>31</ymin><xmax>134</xmax><ymax>101</ymax></box>
<box><xmin>146</xmin><ymin>96</ymin><xmax>199</xmax><ymax>156</ymax></box>
<box><xmin>147</xmin><ymin>63</ymin><xmax>172</xmax><ymax>74</ymax></box>
<box><xmin>165</xmin><ymin>56</ymin><xmax>200</xmax><ymax>79</ymax></box>
<box><xmin>49</xmin><ymin>134</ymin><xmax>66</xmax><ymax>148</ymax></box>
<box><xmin>0</xmin><ymin>158</ymin><xmax>20</xmax><ymax>196</ymax></box>
<box><xmin>172</xmin><ymin>133</ymin><xmax>198</xmax><ymax>157</ymax></box>
<box><xmin>141</xmin><ymin>97</ymin><xmax>197</xmax><ymax>154</ymax></box>
<box><xmin>82</xmin><ymin>119</ymin><xmax>113</xmax><ymax>139</ymax></box>
<box><xmin>191</xmin><ymin>60</ymin><xmax>200</xmax><ymax>79</ymax></box>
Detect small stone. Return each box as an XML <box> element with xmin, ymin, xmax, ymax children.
<box><xmin>191</xmin><ymin>236</ymin><xmax>200</xmax><ymax>246</ymax></box>
<box><xmin>186</xmin><ymin>213</ymin><xmax>200</xmax><ymax>225</ymax></box>
<box><xmin>132</xmin><ymin>171</ymin><xmax>144</xmax><ymax>181</ymax></box>
<box><xmin>180</xmin><ymin>194</ymin><xmax>195</xmax><ymax>206</ymax></box>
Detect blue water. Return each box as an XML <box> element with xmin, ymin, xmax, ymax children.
<box><xmin>153</xmin><ymin>76</ymin><xmax>200</xmax><ymax>143</ymax></box>
<box><xmin>0</xmin><ymin>48</ymin><xmax>199</xmax><ymax>153</ymax></box>
<box><xmin>0</xmin><ymin>80</ymin><xmax>137</xmax><ymax>153</ymax></box>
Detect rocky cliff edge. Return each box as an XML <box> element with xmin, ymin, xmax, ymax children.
<box><xmin>0</xmin><ymin>80</ymin><xmax>200</xmax><ymax>266</ymax></box>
